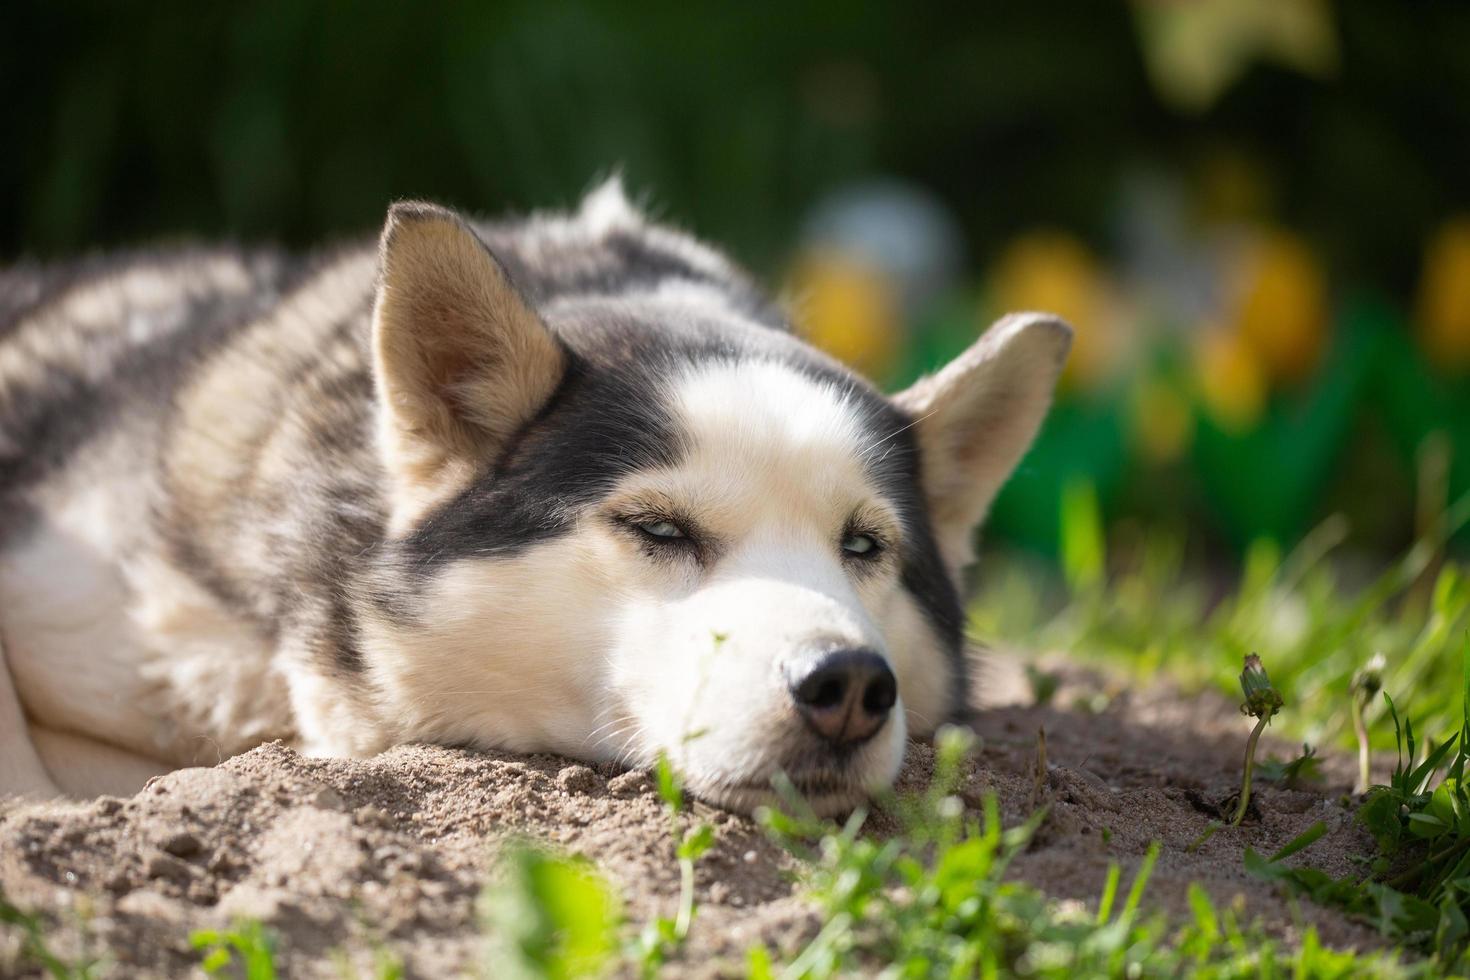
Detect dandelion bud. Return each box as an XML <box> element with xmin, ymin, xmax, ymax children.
<box><xmin>1240</xmin><ymin>653</ymin><xmax>1284</xmax><ymax>720</ymax></box>
<box><xmin>1350</xmin><ymin>652</ymin><xmax>1387</xmax><ymax>708</ymax></box>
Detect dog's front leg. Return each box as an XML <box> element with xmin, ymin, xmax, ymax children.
<box><xmin>281</xmin><ymin>647</ymin><xmax>391</xmax><ymax>759</ymax></box>
<box><xmin>0</xmin><ymin>634</ymin><xmax>60</xmax><ymax>798</ymax></box>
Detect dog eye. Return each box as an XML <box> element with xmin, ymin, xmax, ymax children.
<box><xmin>841</xmin><ymin>532</ymin><xmax>880</xmax><ymax>557</ymax></box>
<box><xmin>638</xmin><ymin>519</ymin><xmax>686</xmax><ymax>540</ymax></box>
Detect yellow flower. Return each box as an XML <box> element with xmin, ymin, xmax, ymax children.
<box><xmin>1232</xmin><ymin>230</ymin><xmax>1328</xmax><ymax>385</ymax></box>
<box><xmin>1133</xmin><ymin>0</ymin><xmax>1339</xmax><ymax>113</ymax></box>
<box><xmin>787</xmin><ymin>250</ymin><xmax>901</xmax><ymax>381</ymax></box>
<box><xmin>990</xmin><ymin>231</ymin><xmax>1115</xmax><ymax>388</ymax></box>
<box><xmin>1416</xmin><ymin>216</ymin><xmax>1470</xmax><ymax>372</ymax></box>
<box><xmin>1195</xmin><ymin>324</ymin><xmax>1266</xmax><ymax>432</ymax></box>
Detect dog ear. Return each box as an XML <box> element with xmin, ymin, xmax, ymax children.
<box><xmin>372</xmin><ymin>202</ymin><xmax>566</xmax><ymax>534</ymax></box>
<box><xmin>892</xmin><ymin>312</ymin><xmax>1072</xmax><ymax>571</ymax></box>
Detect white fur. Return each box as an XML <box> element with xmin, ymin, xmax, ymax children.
<box><xmin>0</xmin><ymin>635</ymin><xmax>58</xmax><ymax>797</ymax></box>
<box><xmin>1</xmin><ymin>436</ymin><xmax>290</xmax><ymax>777</ymax></box>
<box><xmin>611</xmin><ymin>361</ymin><xmax>929</xmax><ymax>808</ymax></box>
<box><xmin>350</xmin><ymin>534</ymin><xmax>620</xmax><ymax>760</ymax></box>
<box><xmin>577</xmin><ymin>175</ymin><xmax>641</xmax><ymax>236</ymax></box>
<box><xmin>331</xmin><ymin>358</ymin><xmax>950</xmax><ymax>814</ymax></box>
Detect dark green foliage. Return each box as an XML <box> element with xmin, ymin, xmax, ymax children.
<box><xmin>6</xmin><ymin>1</ymin><xmax>1470</xmax><ymax>300</ymax></box>
<box><xmin>1024</xmin><ymin>664</ymin><xmax>1062</xmax><ymax>707</ymax></box>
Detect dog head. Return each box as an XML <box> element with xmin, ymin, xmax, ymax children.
<box><xmin>354</xmin><ymin>189</ymin><xmax>1070</xmax><ymax>814</ymax></box>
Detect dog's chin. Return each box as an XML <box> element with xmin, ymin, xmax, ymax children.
<box><xmin>690</xmin><ymin>781</ymin><xmax>869</xmax><ymax>818</ymax></box>
<box><xmin>686</xmin><ymin>765</ymin><xmax>891</xmax><ymax>818</ymax></box>
<box><xmin>653</xmin><ymin>722</ymin><xmax>908</xmax><ymax>817</ymax></box>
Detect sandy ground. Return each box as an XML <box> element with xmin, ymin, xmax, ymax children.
<box><xmin>0</xmin><ymin>654</ymin><xmax>1390</xmax><ymax>977</ymax></box>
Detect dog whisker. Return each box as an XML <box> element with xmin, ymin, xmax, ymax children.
<box><xmin>905</xmin><ymin>707</ymin><xmax>935</xmax><ymax>731</ymax></box>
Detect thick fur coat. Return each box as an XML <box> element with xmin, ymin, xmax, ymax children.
<box><xmin>0</xmin><ymin>182</ymin><xmax>1069</xmax><ymax>813</ymax></box>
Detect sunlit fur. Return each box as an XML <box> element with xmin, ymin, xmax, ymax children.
<box><xmin>0</xmin><ymin>180</ymin><xmax>1070</xmax><ymax>813</ymax></box>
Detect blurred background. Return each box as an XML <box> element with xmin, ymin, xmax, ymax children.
<box><xmin>5</xmin><ymin>0</ymin><xmax>1470</xmax><ymax>568</ymax></box>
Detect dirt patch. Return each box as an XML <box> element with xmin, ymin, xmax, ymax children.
<box><xmin>1</xmin><ymin>655</ymin><xmax>1388</xmax><ymax>977</ymax></box>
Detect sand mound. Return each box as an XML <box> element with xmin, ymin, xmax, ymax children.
<box><xmin>1</xmin><ymin>658</ymin><xmax>1387</xmax><ymax>977</ymax></box>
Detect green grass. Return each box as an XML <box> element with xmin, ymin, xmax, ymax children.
<box><xmin>961</xmin><ymin>483</ymin><xmax>1470</xmax><ymax>974</ymax></box>
<box><xmin>478</xmin><ymin>727</ymin><xmax>1424</xmax><ymax>978</ymax></box>
<box><xmin>191</xmin><ymin>921</ymin><xmax>278</xmax><ymax>979</ymax></box>
<box><xmin>750</xmin><ymin>728</ymin><xmax>1419</xmax><ymax>979</ymax></box>
<box><xmin>479</xmin><ymin>843</ymin><xmax>623</xmax><ymax>980</ymax></box>
<box><xmin>476</xmin><ymin>751</ymin><xmax>719</xmax><ymax>980</ymax></box>
<box><xmin>1241</xmin><ymin>658</ymin><xmax>1470</xmax><ymax>971</ymax></box>
<box><xmin>972</xmin><ymin>487</ymin><xmax>1470</xmax><ymax>753</ymax></box>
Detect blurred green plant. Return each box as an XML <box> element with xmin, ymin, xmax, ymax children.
<box><xmin>631</xmin><ymin>754</ymin><xmax>716</xmax><ymax>976</ymax></box>
<box><xmin>191</xmin><ymin>921</ymin><xmax>278</xmax><ymax>980</ymax></box>
<box><xmin>0</xmin><ymin>886</ymin><xmax>101</xmax><ymax>980</ymax></box>
<box><xmin>1024</xmin><ymin>663</ymin><xmax>1063</xmax><ymax>707</ymax></box>
<box><xmin>1257</xmin><ymin>743</ymin><xmax>1323</xmax><ymax>789</ymax></box>
<box><xmin>480</xmin><ymin>843</ymin><xmax>622</xmax><ymax>980</ymax></box>
<box><xmin>331</xmin><ymin>945</ymin><xmax>405</xmax><ymax>980</ymax></box>
<box><xmin>1060</xmin><ymin>476</ymin><xmax>1106</xmax><ymax>594</ymax></box>
<box><xmin>478</xmin><ymin>752</ymin><xmax>716</xmax><ymax>979</ymax></box>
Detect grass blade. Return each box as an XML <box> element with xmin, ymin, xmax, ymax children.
<box><xmin>1121</xmin><ymin>842</ymin><xmax>1162</xmax><ymax>922</ymax></box>
<box><xmin>1268</xmin><ymin>821</ymin><xmax>1328</xmax><ymax>864</ymax></box>
<box><xmin>1096</xmin><ymin>862</ymin><xmax>1121</xmax><ymax>926</ymax></box>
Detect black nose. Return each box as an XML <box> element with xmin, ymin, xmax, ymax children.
<box><xmin>788</xmin><ymin>649</ymin><xmax>897</xmax><ymax>746</ymax></box>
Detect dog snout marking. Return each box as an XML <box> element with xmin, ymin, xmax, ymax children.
<box><xmin>787</xmin><ymin>649</ymin><xmax>897</xmax><ymax>746</ymax></box>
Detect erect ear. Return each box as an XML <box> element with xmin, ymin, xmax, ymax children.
<box><xmin>892</xmin><ymin>312</ymin><xmax>1072</xmax><ymax>572</ymax></box>
<box><xmin>372</xmin><ymin>201</ymin><xmax>566</xmax><ymax>535</ymax></box>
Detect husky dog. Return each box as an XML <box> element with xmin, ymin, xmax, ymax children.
<box><xmin>0</xmin><ymin>181</ymin><xmax>1069</xmax><ymax>814</ymax></box>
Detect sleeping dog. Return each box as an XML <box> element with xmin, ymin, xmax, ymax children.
<box><xmin>0</xmin><ymin>180</ymin><xmax>1069</xmax><ymax>814</ymax></box>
